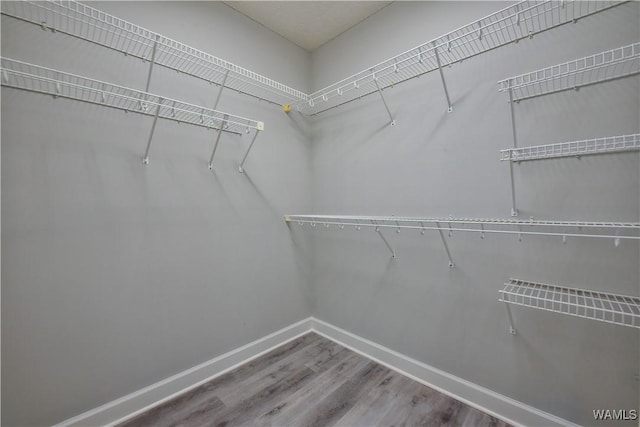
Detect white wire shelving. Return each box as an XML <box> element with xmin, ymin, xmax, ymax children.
<box><xmin>499</xmin><ymin>278</ymin><xmax>640</xmax><ymax>333</ymax></box>
<box><xmin>0</xmin><ymin>0</ymin><xmax>308</xmax><ymax>107</ymax></box>
<box><xmin>292</xmin><ymin>0</ymin><xmax>625</xmax><ymax>119</ymax></box>
<box><xmin>284</xmin><ymin>214</ymin><xmax>640</xmax><ymax>267</ymax></box>
<box><xmin>1</xmin><ymin>57</ymin><xmax>264</xmax><ymax>170</ymax></box>
<box><xmin>500</xmin><ymin>134</ymin><xmax>640</xmax><ymax>161</ymax></box>
<box><xmin>498</xmin><ymin>42</ymin><xmax>640</xmax><ymax>216</ymax></box>
<box><xmin>498</xmin><ymin>42</ymin><xmax>640</xmax><ymax>101</ymax></box>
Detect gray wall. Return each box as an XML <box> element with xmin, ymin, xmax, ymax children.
<box><xmin>307</xmin><ymin>2</ymin><xmax>639</xmax><ymax>426</ymax></box>
<box><xmin>3</xmin><ymin>1</ymin><xmax>640</xmax><ymax>427</ymax></box>
<box><xmin>1</xmin><ymin>2</ymin><xmax>312</xmax><ymax>426</ymax></box>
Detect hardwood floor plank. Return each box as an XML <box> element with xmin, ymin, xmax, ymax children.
<box><xmin>217</xmin><ymin>337</ymin><xmax>344</xmax><ymax>407</ymax></box>
<box><xmin>210</xmin><ymin>366</ymin><xmax>317</xmax><ymax>426</ymax></box>
<box><xmin>333</xmin><ymin>371</ymin><xmax>412</xmax><ymax>425</ymax></box>
<box><xmin>256</xmin><ymin>352</ymin><xmax>364</xmax><ymax>426</ymax></box>
<box><xmin>376</xmin><ymin>380</ymin><xmax>445</xmax><ymax>426</ymax></box>
<box><xmin>117</xmin><ymin>333</ymin><xmax>512</xmax><ymax>427</ymax></box>
<box><xmin>290</xmin><ymin>360</ymin><xmax>392</xmax><ymax>427</ymax></box>
<box><xmin>119</xmin><ymin>394</ymin><xmax>225</xmax><ymax>427</ymax></box>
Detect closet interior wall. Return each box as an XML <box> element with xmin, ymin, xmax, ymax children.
<box><xmin>1</xmin><ymin>2</ymin><xmax>313</xmax><ymax>426</ymax></box>
<box><xmin>306</xmin><ymin>2</ymin><xmax>639</xmax><ymax>426</ymax></box>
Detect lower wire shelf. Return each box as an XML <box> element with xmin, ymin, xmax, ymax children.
<box><xmin>499</xmin><ymin>278</ymin><xmax>640</xmax><ymax>329</ymax></box>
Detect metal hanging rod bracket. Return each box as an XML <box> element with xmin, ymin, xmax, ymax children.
<box><xmin>504</xmin><ymin>302</ymin><xmax>518</xmax><ymax>334</ymax></box>
<box><xmin>373</xmin><ymin>223</ymin><xmax>396</xmax><ymax>258</ymax></box>
<box><xmin>507</xmin><ymin>87</ymin><xmax>518</xmax><ymax>217</ymax></box>
<box><xmin>142</xmin><ymin>97</ymin><xmax>164</xmax><ymax>165</ymax></box>
<box><xmin>372</xmin><ymin>72</ymin><xmax>395</xmax><ymax>126</ymax></box>
<box><xmin>436</xmin><ymin>222</ymin><xmax>455</xmax><ymax>268</ymax></box>
<box><xmin>239</xmin><ymin>128</ymin><xmax>262</xmax><ymax>173</ymax></box>
<box><xmin>144</xmin><ymin>36</ymin><xmax>159</xmax><ymax>93</ymax></box>
<box><xmin>213</xmin><ymin>69</ymin><xmax>230</xmax><ymax>111</ymax></box>
<box><xmin>433</xmin><ymin>42</ymin><xmax>453</xmax><ymax>113</ymax></box>
<box><xmin>208</xmin><ymin>117</ymin><xmax>227</xmax><ymax>170</ymax></box>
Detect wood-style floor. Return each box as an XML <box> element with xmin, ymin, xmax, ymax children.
<box><xmin>118</xmin><ymin>333</ymin><xmax>510</xmax><ymax>427</ymax></box>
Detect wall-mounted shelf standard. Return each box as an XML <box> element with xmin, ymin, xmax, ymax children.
<box><xmin>0</xmin><ymin>0</ymin><xmax>309</xmax><ymax>107</ymax></box>
<box><xmin>499</xmin><ymin>278</ymin><xmax>640</xmax><ymax>334</ymax></box>
<box><xmin>1</xmin><ymin>57</ymin><xmax>264</xmax><ymax>170</ymax></box>
<box><xmin>293</xmin><ymin>0</ymin><xmax>625</xmax><ymax>118</ymax></box>
<box><xmin>284</xmin><ymin>214</ymin><xmax>640</xmax><ymax>267</ymax></box>
<box><xmin>500</xmin><ymin>134</ymin><xmax>640</xmax><ymax>161</ymax></box>
<box><xmin>497</xmin><ymin>42</ymin><xmax>640</xmax><ymax>216</ymax></box>
<box><xmin>498</xmin><ymin>42</ymin><xmax>640</xmax><ymax>101</ymax></box>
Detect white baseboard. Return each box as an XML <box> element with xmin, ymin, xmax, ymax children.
<box><xmin>55</xmin><ymin>316</ymin><xmax>575</xmax><ymax>427</ymax></box>
<box><xmin>310</xmin><ymin>317</ymin><xmax>577</xmax><ymax>427</ymax></box>
<box><xmin>55</xmin><ymin>317</ymin><xmax>313</xmax><ymax>427</ymax></box>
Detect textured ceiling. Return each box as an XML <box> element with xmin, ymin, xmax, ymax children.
<box><xmin>223</xmin><ymin>1</ymin><xmax>392</xmax><ymax>51</ymax></box>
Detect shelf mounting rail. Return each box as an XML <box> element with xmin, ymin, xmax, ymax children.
<box><xmin>294</xmin><ymin>0</ymin><xmax>626</xmax><ymax>117</ymax></box>
<box><xmin>499</xmin><ymin>278</ymin><xmax>640</xmax><ymax>333</ymax></box>
<box><xmin>1</xmin><ymin>57</ymin><xmax>265</xmax><ymax>168</ymax></box>
<box><xmin>0</xmin><ymin>0</ymin><xmax>309</xmax><ymax>107</ymax></box>
<box><xmin>284</xmin><ymin>214</ymin><xmax>640</xmax><ymax>265</ymax></box>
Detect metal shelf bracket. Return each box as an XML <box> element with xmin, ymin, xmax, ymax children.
<box><xmin>504</xmin><ymin>302</ymin><xmax>517</xmax><ymax>334</ymax></box>
<box><xmin>239</xmin><ymin>127</ymin><xmax>262</xmax><ymax>173</ymax></box>
<box><xmin>372</xmin><ymin>72</ymin><xmax>396</xmax><ymax>126</ymax></box>
<box><xmin>142</xmin><ymin>97</ymin><xmax>164</xmax><ymax>165</ymax></box>
<box><xmin>374</xmin><ymin>224</ymin><xmax>396</xmax><ymax>258</ymax></box>
<box><xmin>433</xmin><ymin>42</ymin><xmax>453</xmax><ymax>113</ymax></box>
<box><xmin>208</xmin><ymin>118</ymin><xmax>227</xmax><ymax>170</ymax></box>
<box><xmin>436</xmin><ymin>222</ymin><xmax>455</xmax><ymax>268</ymax></box>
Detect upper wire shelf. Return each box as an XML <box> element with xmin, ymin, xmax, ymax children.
<box><xmin>500</xmin><ymin>278</ymin><xmax>640</xmax><ymax>329</ymax></box>
<box><xmin>0</xmin><ymin>57</ymin><xmax>264</xmax><ymax>134</ymax></box>
<box><xmin>498</xmin><ymin>42</ymin><xmax>640</xmax><ymax>101</ymax></box>
<box><xmin>500</xmin><ymin>134</ymin><xmax>640</xmax><ymax>161</ymax></box>
<box><xmin>285</xmin><ymin>215</ymin><xmax>640</xmax><ymax>241</ymax></box>
<box><xmin>0</xmin><ymin>0</ymin><xmax>308</xmax><ymax>106</ymax></box>
<box><xmin>293</xmin><ymin>0</ymin><xmax>625</xmax><ymax>115</ymax></box>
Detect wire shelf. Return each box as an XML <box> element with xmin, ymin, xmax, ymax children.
<box><xmin>500</xmin><ymin>134</ymin><xmax>640</xmax><ymax>161</ymax></box>
<box><xmin>284</xmin><ymin>215</ymin><xmax>640</xmax><ymax>241</ymax></box>
<box><xmin>1</xmin><ymin>57</ymin><xmax>264</xmax><ymax>134</ymax></box>
<box><xmin>500</xmin><ymin>279</ymin><xmax>640</xmax><ymax>328</ymax></box>
<box><xmin>0</xmin><ymin>0</ymin><xmax>308</xmax><ymax>106</ymax></box>
<box><xmin>498</xmin><ymin>42</ymin><xmax>640</xmax><ymax>101</ymax></box>
<box><xmin>293</xmin><ymin>0</ymin><xmax>624</xmax><ymax>115</ymax></box>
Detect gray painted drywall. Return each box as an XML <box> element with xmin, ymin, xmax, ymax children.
<box><xmin>3</xmin><ymin>1</ymin><xmax>640</xmax><ymax>426</ymax></box>
<box><xmin>1</xmin><ymin>2</ymin><xmax>312</xmax><ymax>426</ymax></box>
<box><xmin>307</xmin><ymin>2</ymin><xmax>640</xmax><ymax>426</ymax></box>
